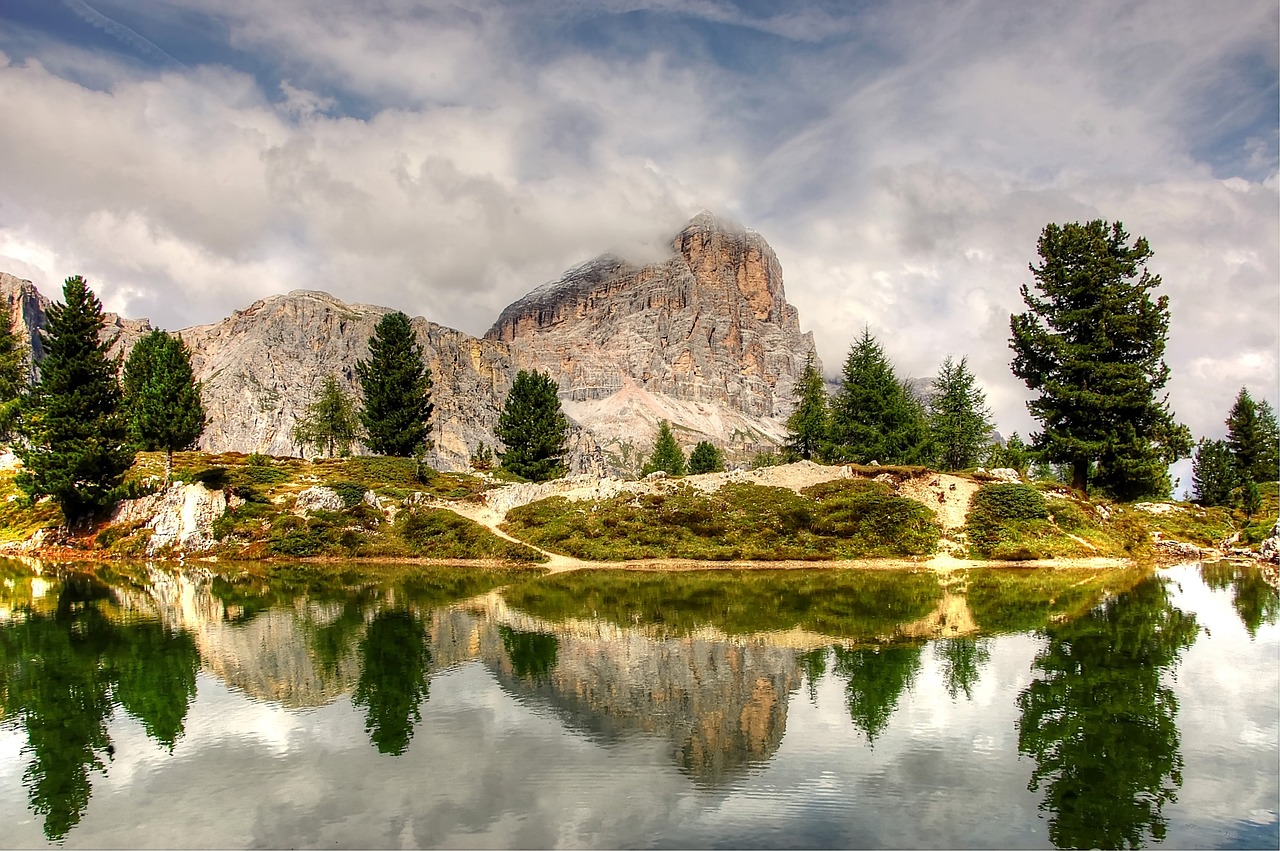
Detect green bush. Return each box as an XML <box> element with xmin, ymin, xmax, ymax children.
<box><xmin>970</xmin><ymin>483</ymin><xmax>1047</xmax><ymax>521</ymax></box>
<box><xmin>501</xmin><ymin>480</ymin><xmax>940</xmax><ymax>561</ymax></box>
<box><xmin>396</xmin><ymin>508</ymin><xmax>545</xmax><ymax>562</ymax></box>
<box><xmin>325</xmin><ymin>481</ymin><xmax>368</xmax><ymax>508</ymax></box>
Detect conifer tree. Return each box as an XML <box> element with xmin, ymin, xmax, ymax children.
<box><xmin>985</xmin><ymin>431</ymin><xmax>1033</xmax><ymax>475</ymax></box>
<box><xmin>1191</xmin><ymin>438</ymin><xmax>1236</xmax><ymax>507</ymax></box>
<box><xmin>688</xmin><ymin>440</ymin><xmax>724</xmax><ymax>474</ymax></box>
<box><xmin>0</xmin><ymin>309</ymin><xmax>27</xmax><ymax>441</ymax></box>
<box><xmin>826</xmin><ymin>328</ymin><xmax>928</xmax><ymax>465</ymax></box>
<box><xmin>356</xmin><ymin>311</ymin><xmax>433</xmax><ymax>457</ymax></box>
<box><xmin>496</xmin><ymin>369</ymin><xmax>568</xmax><ymax>482</ymax></box>
<box><xmin>1010</xmin><ymin>220</ymin><xmax>1191</xmax><ymax>498</ymax></box>
<box><xmin>121</xmin><ymin>330</ymin><xmax>205</xmax><ymax>483</ymax></box>
<box><xmin>1226</xmin><ymin>388</ymin><xmax>1279</xmax><ymax>483</ymax></box>
<box><xmin>926</xmin><ymin>355</ymin><xmax>993</xmax><ymax>471</ymax></box>
<box><xmin>14</xmin><ymin>276</ymin><xmax>134</xmax><ymax>524</ymax></box>
<box><xmin>641</xmin><ymin>420</ymin><xmax>686</xmax><ymax>476</ymax></box>
<box><xmin>785</xmin><ymin>353</ymin><xmax>828</xmax><ymax>462</ymax></box>
<box><xmin>292</xmin><ymin>375</ymin><xmax>361</xmax><ymax>458</ymax></box>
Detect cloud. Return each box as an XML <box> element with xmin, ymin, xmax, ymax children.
<box><xmin>0</xmin><ymin>0</ymin><xmax>1274</xmax><ymax>447</ymax></box>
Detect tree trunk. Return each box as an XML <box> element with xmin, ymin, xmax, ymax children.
<box><xmin>1072</xmin><ymin>458</ymin><xmax>1088</xmax><ymax>494</ymax></box>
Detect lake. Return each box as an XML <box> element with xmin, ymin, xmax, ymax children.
<box><xmin>1</xmin><ymin>558</ymin><xmax>1276</xmax><ymax>849</ymax></box>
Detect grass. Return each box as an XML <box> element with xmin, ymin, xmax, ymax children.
<box><xmin>501</xmin><ymin>568</ymin><xmax>943</xmax><ymax>639</ymax></box>
<box><xmin>963</xmin><ymin>483</ymin><xmax>1150</xmax><ymax>560</ymax></box>
<box><xmin>500</xmin><ymin>479</ymin><xmax>940</xmax><ymax>561</ymax></box>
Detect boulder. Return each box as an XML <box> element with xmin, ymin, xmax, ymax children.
<box><xmin>294</xmin><ymin>486</ymin><xmax>345</xmax><ymax>515</ymax></box>
<box><xmin>111</xmin><ymin>482</ymin><xmax>228</xmax><ymax>555</ymax></box>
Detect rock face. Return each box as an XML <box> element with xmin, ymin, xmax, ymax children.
<box><xmin>488</xmin><ymin>213</ymin><xmax>819</xmax><ymax>464</ymax></box>
<box><xmin>111</xmin><ymin>482</ymin><xmax>228</xmax><ymax>555</ymax></box>
<box><xmin>0</xmin><ymin>213</ymin><xmax>818</xmax><ymax>474</ymax></box>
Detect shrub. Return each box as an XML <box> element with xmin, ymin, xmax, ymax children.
<box><xmin>325</xmin><ymin>481</ymin><xmax>368</xmax><ymax>508</ymax></box>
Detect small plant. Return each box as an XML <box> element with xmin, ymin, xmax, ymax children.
<box><xmin>470</xmin><ymin>441</ymin><xmax>495</xmax><ymax>471</ymax></box>
<box><xmin>751</xmin><ymin>450</ymin><xmax>782</xmax><ymax>469</ymax></box>
<box><xmin>688</xmin><ymin>441</ymin><xmax>724</xmax><ymax>474</ymax></box>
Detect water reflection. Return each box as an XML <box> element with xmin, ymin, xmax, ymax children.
<box><xmin>1017</xmin><ymin>575</ymin><xmax>1199</xmax><ymax>849</ymax></box>
<box><xmin>1201</xmin><ymin>560</ymin><xmax>1280</xmax><ymax>637</ymax></box>
<box><xmin>0</xmin><ymin>558</ymin><xmax>1275</xmax><ymax>848</ymax></box>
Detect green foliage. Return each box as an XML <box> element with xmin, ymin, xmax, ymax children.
<box><xmin>501</xmin><ymin>479</ymin><xmax>940</xmax><ymax>561</ymax></box>
<box><xmin>395</xmin><ymin>507</ymin><xmax>546</xmax><ymax>562</ymax></box>
<box><xmin>827</xmin><ymin>327</ymin><xmax>929</xmax><ymax>465</ymax></box>
<box><xmin>501</xmin><ymin>568</ymin><xmax>942</xmax><ymax>639</ymax></box>
<box><xmin>751</xmin><ymin>449</ymin><xmax>782</xmax><ymax>469</ymax></box>
<box><xmin>121</xmin><ymin>330</ymin><xmax>205</xmax><ymax>480</ymax></box>
<box><xmin>965</xmin><ymin>483</ymin><xmax>1116</xmax><ymax>560</ymax></box>
<box><xmin>470</xmin><ymin>440</ymin><xmax>494</xmax><ymax>471</ymax></box>
<box><xmin>1226</xmin><ymin>387</ymin><xmax>1279</xmax><ymax>484</ymax></box>
<box><xmin>324</xmin><ymin>481</ymin><xmax>368</xmax><ymax>508</ymax></box>
<box><xmin>1240</xmin><ymin>479</ymin><xmax>1261</xmax><ymax>518</ymax></box>
<box><xmin>927</xmin><ymin>355</ymin><xmax>993</xmax><ymax>471</ymax></box>
<box><xmin>642</xmin><ymin>420</ymin><xmax>686</xmax><ymax>476</ymax></box>
<box><xmin>1191</xmin><ymin>438</ymin><xmax>1236</xmax><ymax>506</ymax></box>
<box><xmin>14</xmin><ymin>276</ymin><xmax>135</xmax><ymax>524</ymax></box>
<box><xmin>353</xmin><ymin>609</ymin><xmax>431</xmax><ymax>755</ymax></box>
<box><xmin>1010</xmin><ymin>220</ymin><xmax>1192</xmax><ymax>497</ymax></box>
<box><xmin>963</xmin><ymin>566</ymin><xmax>1147</xmax><ymax>633</ymax></box>
<box><xmin>1016</xmin><ymin>575</ymin><xmax>1198</xmax><ymax>849</ymax></box>
<box><xmin>984</xmin><ymin>431</ymin><xmax>1033</xmax><ymax>474</ymax></box>
<box><xmin>496</xmin><ymin>369</ymin><xmax>568</xmax><ymax>482</ymax></box>
<box><xmin>785</xmin><ymin>353</ymin><xmax>828</xmax><ymax>461</ymax></box>
<box><xmin>0</xmin><ymin>309</ymin><xmax>28</xmax><ymax>441</ymax></box>
<box><xmin>687</xmin><ymin>441</ymin><xmax>724</xmax><ymax>474</ymax></box>
<box><xmin>935</xmin><ymin>637</ymin><xmax>991</xmax><ymax>701</ymax></box>
<box><xmin>292</xmin><ymin>375</ymin><xmax>361</xmax><ymax>459</ymax></box>
<box><xmin>356</xmin><ymin>312</ymin><xmax>433</xmax><ymax>457</ymax></box>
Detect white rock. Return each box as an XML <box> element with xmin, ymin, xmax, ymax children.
<box><xmin>294</xmin><ymin>486</ymin><xmax>345</xmax><ymax>514</ymax></box>
<box><xmin>111</xmin><ymin>482</ymin><xmax>228</xmax><ymax>555</ymax></box>
<box><xmin>989</xmin><ymin>468</ymin><xmax>1021</xmax><ymax>483</ymax></box>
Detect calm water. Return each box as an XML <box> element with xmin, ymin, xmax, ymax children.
<box><xmin>0</xmin><ymin>558</ymin><xmax>1276</xmax><ymax>849</ymax></box>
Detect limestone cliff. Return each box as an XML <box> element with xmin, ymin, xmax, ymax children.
<box><xmin>487</xmin><ymin>213</ymin><xmax>819</xmax><ymax>464</ymax></box>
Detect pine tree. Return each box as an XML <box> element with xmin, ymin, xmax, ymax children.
<box><xmin>1191</xmin><ymin>438</ymin><xmax>1237</xmax><ymax>507</ymax></box>
<box><xmin>496</xmin><ymin>369</ymin><xmax>568</xmax><ymax>482</ymax></box>
<box><xmin>785</xmin><ymin>353</ymin><xmax>828</xmax><ymax>462</ymax></box>
<box><xmin>985</xmin><ymin>431</ymin><xmax>1033</xmax><ymax>475</ymax></box>
<box><xmin>121</xmin><ymin>330</ymin><xmax>205</xmax><ymax>483</ymax></box>
<box><xmin>292</xmin><ymin>375</ymin><xmax>361</xmax><ymax>458</ymax></box>
<box><xmin>14</xmin><ymin>276</ymin><xmax>134</xmax><ymax>524</ymax></box>
<box><xmin>0</xmin><ymin>309</ymin><xmax>27</xmax><ymax>441</ymax></box>
<box><xmin>1256</xmin><ymin>400</ymin><xmax>1279</xmax><ymax>482</ymax></box>
<box><xmin>926</xmin><ymin>355</ymin><xmax>993</xmax><ymax>471</ymax></box>
<box><xmin>641</xmin><ymin>420</ymin><xmax>686</xmax><ymax>476</ymax></box>
<box><xmin>826</xmin><ymin>328</ymin><xmax>928</xmax><ymax>465</ymax></box>
<box><xmin>1010</xmin><ymin>220</ymin><xmax>1191</xmax><ymax>498</ymax></box>
<box><xmin>688</xmin><ymin>440</ymin><xmax>724</xmax><ymax>474</ymax></box>
<box><xmin>356</xmin><ymin>312</ymin><xmax>433</xmax><ymax>457</ymax></box>
<box><xmin>1226</xmin><ymin>388</ymin><xmax>1279</xmax><ymax>483</ymax></box>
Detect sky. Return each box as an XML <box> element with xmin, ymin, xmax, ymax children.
<box><xmin>0</xmin><ymin>0</ymin><xmax>1276</xmax><ymax>466</ymax></box>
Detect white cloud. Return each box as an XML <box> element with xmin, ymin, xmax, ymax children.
<box><xmin>0</xmin><ymin>0</ymin><xmax>1273</xmax><ymax>447</ymax></box>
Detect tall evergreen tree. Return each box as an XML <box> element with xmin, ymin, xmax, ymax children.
<box><xmin>641</xmin><ymin>420</ymin><xmax>686</xmax><ymax>476</ymax></box>
<box><xmin>687</xmin><ymin>440</ymin><xmax>724</xmax><ymax>474</ymax></box>
<box><xmin>1191</xmin><ymin>438</ymin><xmax>1237</xmax><ymax>507</ymax></box>
<box><xmin>356</xmin><ymin>311</ymin><xmax>433</xmax><ymax>457</ymax></box>
<box><xmin>827</xmin><ymin>328</ymin><xmax>928</xmax><ymax>465</ymax></box>
<box><xmin>121</xmin><ymin>330</ymin><xmax>205</xmax><ymax>483</ymax></box>
<box><xmin>1226</xmin><ymin>387</ymin><xmax>1279</xmax><ymax>483</ymax></box>
<box><xmin>926</xmin><ymin>355</ymin><xmax>993</xmax><ymax>471</ymax></box>
<box><xmin>292</xmin><ymin>375</ymin><xmax>361</xmax><ymax>458</ymax></box>
<box><xmin>1010</xmin><ymin>220</ymin><xmax>1191</xmax><ymax>498</ymax></box>
<box><xmin>496</xmin><ymin>369</ymin><xmax>568</xmax><ymax>482</ymax></box>
<box><xmin>14</xmin><ymin>276</ymin><xmax>134</xmax><ymax>525</ymax></box>
<box><xmin>784</xmin><ymin>353</ymin><xmax>828</xmax><ymax>461</ymax></box>
<box><xmin>0</xmin><ymin>309</ymin><xmax>28</xmax><ymax>441</ymax></box>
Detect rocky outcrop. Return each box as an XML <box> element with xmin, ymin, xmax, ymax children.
<box><xmin>0</xmin><ymin>213</ymin><xmax>817</xmax><ymax>475</ymax></box>
<box><xmin>110</xmin><ymin>482</ymin><xmax>227</xmax><ymax>555</ymax></box>
<box><xmin>488</xmin><ymin>213</ymin><xmax>819</xmax><ymax>464</ymax></box>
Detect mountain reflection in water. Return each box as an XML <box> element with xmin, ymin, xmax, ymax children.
<box><xmin>0</xmin><ymin>558</ymin><xmax>1275</xmax><ymax>849</ymax></box>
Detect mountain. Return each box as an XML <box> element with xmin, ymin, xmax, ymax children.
<box><xmin>0</xmin><ymin>214</ymin><xmax>819</xmax><ymax>473</ymax></box>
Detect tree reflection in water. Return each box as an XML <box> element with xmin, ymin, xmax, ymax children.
<box><xmin>499</xmin><ymin>626</ymin><xmax>559</xmax><ymax>683</ymax></box>
<box><xmin>935</xmin><ymin>637</ymin><xmax>990</xmax><ymax>701</ymax></box>
<box><xmin>831</xmin><ymin>644</ymin><xmax>923</xmax><ymax>745</ymax></box>
<box><xmin>0</xmin><ymin>574</ymin><xmax>200</xmax><ymax>840</ymax></box>
<box><xmin>1200</xmin><ymin>561</ymin><xmax>1279</xmax><ymax>638</ymax></box>
<box><xmin>353</xmin><ymin>609</ymin><xmax>431</xmax><ymax>756</ymax></box>
<box><xmin>1016</xmin><ymin>575</ymin><xmax>1198</xmax><ymax>849</ymax></box>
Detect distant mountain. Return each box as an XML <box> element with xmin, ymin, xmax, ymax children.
<box><xmin>0</xmin><ymin>214</ymin><xmax>819</xmax><ymax>473</ymax></box>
